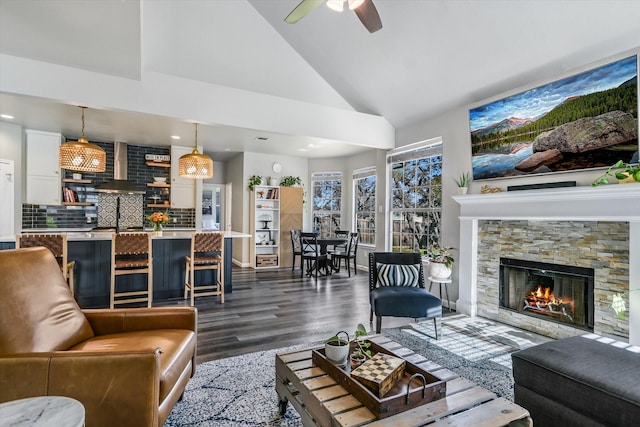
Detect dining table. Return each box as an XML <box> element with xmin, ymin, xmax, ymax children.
<box><xmin>301</xmin><ymin>235</ymin><xmax>348</xmax><ymax>275</ymax></box>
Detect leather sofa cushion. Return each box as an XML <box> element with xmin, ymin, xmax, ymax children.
<box><xmin>0</xmin><ymin>247</ymin><xmax>94</xmax><ymax>353</ymax></box>
<box><xmin>69</xmin><ymin>329</ymin><xmax>196</xmax><ymax>402</ymax></box>
<box><xmin>512</xmin><ymin>334</ymin><xmax>640</xmax><ymax>426</ymax></box>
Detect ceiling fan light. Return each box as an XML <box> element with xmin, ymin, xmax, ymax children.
<box><xmin>326</xmin><ymin>0</ymin><xmax>344</xmax><ymax>12</ymax></box>
<box><xmin>348</xmin><ymin>0</ymin><xmax>364</xmax><ymax>10</ymax></box>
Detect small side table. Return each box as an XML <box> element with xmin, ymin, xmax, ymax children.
<box><xmin>428</xmin><ymin>276</ymin><xmax>452</xmax><ymax>312</ymax></box>
<box><xmin>0</xmin><ymin>396</ymin><xmax>85</xmax><ymax>427</ymax></box>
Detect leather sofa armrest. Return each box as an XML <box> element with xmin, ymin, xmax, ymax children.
<box><xmin>0</xmin><ymin>350</ymin><xmax>163</xmax><ymax>426</ymax></box>
<box><xmin>83</xmin><ymin>307</ymin><xmax>197</xmax><ymax>335</ymax></box>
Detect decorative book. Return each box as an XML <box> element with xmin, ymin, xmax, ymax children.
<box><xmin>351</xmin><ymin>352</ymin><xmax>406</xmax><ymax>397</ymax></box>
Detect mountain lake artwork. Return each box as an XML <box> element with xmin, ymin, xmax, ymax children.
<box><xmin>469</xmin><ymin>55</ymin><xmax>638</xmax><ymax>180</ymax></box>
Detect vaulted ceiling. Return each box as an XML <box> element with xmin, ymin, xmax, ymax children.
<box><xmin>1</xmin><ymin>0</ymin><xmax>639</xmax><ymax>160</ymax></box>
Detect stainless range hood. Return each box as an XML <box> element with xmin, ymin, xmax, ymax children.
<box><xmin>96</xmin><ymin>142</ymin><xmax>146</xmax><ymax>194</ymax></box>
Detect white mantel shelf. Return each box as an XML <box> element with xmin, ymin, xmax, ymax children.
<box><xmin>453</xmin><ymin>184</ymin><xmax>640</xmax><ymax>222</ymax></box>
<box><xmin>452</xmin><ymin>183</ymin><xmax>640</xmax><ymax>345</ymax></box>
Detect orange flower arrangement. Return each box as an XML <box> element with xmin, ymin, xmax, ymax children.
<box><xmin>147</xmin><ymin>211</ymin><xmax>170</xmax><ymax>231</ymax></box>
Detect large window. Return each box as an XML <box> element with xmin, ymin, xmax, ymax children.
<box><xmin>311</xmin><ymin>172</ymin><xmax>342</xmax><ymax>237</ymax></box>
<box><xmin>353</xmin><ymin>167</ymin><xmax>376</xmax><ymax>245</ymax></box>
<box><xmin>388</xmin><ymin>141</ymin><xmax>443</xmax><ymax>254</ymax></box>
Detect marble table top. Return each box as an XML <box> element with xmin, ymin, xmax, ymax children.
<box><xmin>0</xmin><ymin>396</ymin><xmax>84</xmax><ymax>427</ymax></box>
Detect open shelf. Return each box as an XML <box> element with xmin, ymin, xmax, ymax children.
<box><xmin>62</xmin><ymin>202</ymin><xmax>93</xmax><ymax>206</ymax></box>
<box><xmin>146</xmin><ymin>161</ymin><xmax>171</xmax><ymax>168</ymax></box>
<box><xmin>147</xmin><ymin>203</ymin><xmax>169</xmax><ymax>208</ymax></box>
<box><xmin>62</xmin><ymin>178</ymin><xmax>92</xmax><ymax>184</ymax></box>
<box><xmin>147</xmin><ymin>182</ymin><xmax>171</xmax><ymax>188</ymax></box>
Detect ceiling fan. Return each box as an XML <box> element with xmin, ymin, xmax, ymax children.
<box><xmin>285</xmin><ymin>0</ymin><xmax>382</xmax><ymax>33</ymax></box>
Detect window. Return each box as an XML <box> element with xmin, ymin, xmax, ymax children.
<box><xmin>353</xmin><ymin>167</ymin><xmax>376</xmax><ymax>245</ymax></box>
<box><xmin>311</xmin><ymin>172</ymin><xmax>342</xmax><ymax>237</ymax></box>
<box><xmin>388</xmin><ymin>140</ymin><xmax>443</xmax><ymax>254</ymax></box>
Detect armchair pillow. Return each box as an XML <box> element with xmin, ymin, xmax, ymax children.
<box><xmin>376</xmin><ymin>263</ymin><xmax>421</xmax><ymax>287</ymax></box>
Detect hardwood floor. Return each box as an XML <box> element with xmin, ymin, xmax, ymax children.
<box><xmin>159</xmin><ymin>265</ymin><xmax>434</xmax><ymax>364</ymax></box>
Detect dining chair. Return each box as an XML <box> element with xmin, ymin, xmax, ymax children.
<box><xmin>184</xmin><ymin>232</ymin><xmax>224</xmax><ymax>306</ymax></box>
<box><xmin>368</xmin><ymin>252</ymin><xmax>442</xmax><ymax>337</ymax></box>
<box><xmin>300</xmin><ymin>232</ymin><xmax>329</xmax><ymax>280</ymax></box>
<box><xmin>110</xmin><ymin>232</ymin><xmax>153</xmax><ymax>308</ymax></box>
<box><xmin>290</xmin><ymin>230</ymin><xmax>303</xmax><ymax>272</ymax></box>
<box><xmin>332</xmin><ymin>229</ymin><xmax>349</xmax><ymax>252</ymax></box>
<box><xmin>16</xmin><ymin>233</ymin><xmax>75</xmax><ymax>297</ymax></box>
<box><xmin>332</xmin><ymin>232</ymin><xmax>359</xmax><ymax>276</ymax></box>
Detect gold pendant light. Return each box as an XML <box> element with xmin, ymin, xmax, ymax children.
<box><xmin>178</xmin><ymin>123</ymin><xmax>214</xmax><ymax>179</ymax></box>
<box><xmin>59</xmin><ymin>107</ymin><xmax>106</xmax><ymax>172</ymax></box>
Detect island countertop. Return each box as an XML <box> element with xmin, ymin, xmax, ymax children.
<box><xmin>0</xmin><ymin>229</ymin><xmax>251</xmax><ymax>242</ymax></box>
<box><xmin>1</xmin><ymin>230</ymin><xmax>250</xmax><ymax>308</ymax></box>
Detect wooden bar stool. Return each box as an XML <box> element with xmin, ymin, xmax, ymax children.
<box><xmin>110</xmin><ymin>232</ymin><xmax>153</xmax><ymax>308</ymax></box>
<box><xmin>16</xmin><ymin>233</ymin><xmax>75</xmax><ymax>297</ymax></box>
<box><xmin>184</xmin><ymin>232</ymin><xmax>224</xmax><ymax>306</ymax></box>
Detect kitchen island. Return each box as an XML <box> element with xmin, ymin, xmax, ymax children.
<box><xmin>0</xmin><ymin>230</ymin><xmax>250</xmax><ymax>308</ymax></box>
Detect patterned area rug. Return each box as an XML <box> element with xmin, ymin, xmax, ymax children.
<box><xmin>164</xmin><ymin>315</ymin><xmax>547</xmax><ymax>426</ymax></box>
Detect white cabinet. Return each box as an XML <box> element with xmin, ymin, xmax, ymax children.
<box><xmin>26</xmin><ymin>130</ymin><xmax>63</xmax><ymax>205</ymax></box>
<box><xmin>250</xmin><ymin>186</ymin><xmax>280</xmax><ymax>268</ymax></box>
<box><xmin>170</xmin><ymin>145</ymin><xmax>196</xmax><ymax>208</ymax></box>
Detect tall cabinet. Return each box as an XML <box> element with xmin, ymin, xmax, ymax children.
<box><xmin>279</xmin><ymin>187</ymin><xmax>304</xmax><ymax>268</ymax></box>
<box><xmin>25</xmin><ymin>130</ymin><xmax>63</xmax><ymax>205</ymax></box>
<box><xmin>250</xmin><ymin>186</ymin><xmax>280</xmax><ymax>268</ymax></box>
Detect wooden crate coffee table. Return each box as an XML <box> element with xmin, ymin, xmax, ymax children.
<box><xmin>275</xmin><ymin>336</ymin><xmax>532</xmax><ymax>427</ymax></box>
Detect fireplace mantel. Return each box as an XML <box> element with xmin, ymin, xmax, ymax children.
<box><xmin>452</xmin><ymin>184</ymin><xmax>640</xmax><ymax>344</ymax></box>
<box><xmin>453</xmin><ymin>184</ymin><xmax>640</xmax><ymax>222</ymax></box>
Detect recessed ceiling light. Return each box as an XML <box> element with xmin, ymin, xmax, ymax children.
<box><xmin>298</xmin><ymin>148</ymin><xmax>309</xmax><ymax>152</ymax></box>
<box><xmin>171</xmin><ymin>135</ymin><xmax>180</xmax><ymax>140</ymax></box>
<box><xmin>224</xmin><ymin>148</ymin><xmax>231</xmax><ymax>152</ymax></box>
<box><xmin>1</xmin><ymin>114</ymin><xmax>15</xmax><ymax>119</ymax></box>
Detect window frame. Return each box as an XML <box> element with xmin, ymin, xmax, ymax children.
<box><xmin>352</xmin><ymin>166</ymin><xmax>376</xmax><ymax>246</ymax></box>
<box><xmin>311</xmin><ymin>171</ymin><xmax>343</xmax><ymax>237</ymax></box>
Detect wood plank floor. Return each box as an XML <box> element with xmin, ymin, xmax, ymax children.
<box><xmin>159</xmin><ymin>265</ymin><xmax>441</xmax><ymax>364</ymax></box>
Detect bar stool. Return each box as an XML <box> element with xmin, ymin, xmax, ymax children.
<box><xmin>184</xmin><ymin>232</ymin><xmax>224</xmax><ymax>306</ymax></box>
<box><xmin>16</xmin><ymin>233</ymin><xmax>75</xmax><ymax>297</ymax></box>
<box><xmin>428</xmin><ymin>276</ymin><xmax>452</xmax><ymax>312</ymax></box>
<box><xmin>110</xmin><ymin>232</ymin><xmax>153</xmax><ymax>308</ymax></box>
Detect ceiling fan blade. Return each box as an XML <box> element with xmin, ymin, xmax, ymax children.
<box><xmin>284</xmin><ymin>0</ymin><xmax>325</xmax><ymax>24</ymax></box>
<box><xmin>353</xmin><ymin>0</ymin><xmax>382</xmax><ymax>33</ymax></box>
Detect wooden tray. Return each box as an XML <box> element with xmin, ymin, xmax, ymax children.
<box><xmin>311</xmin><ymin>340</ymin><xmax>447</xmax><ymax>419</ymax></box>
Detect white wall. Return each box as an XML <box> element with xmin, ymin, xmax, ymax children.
<box><xmin>395</xmin><ymin>47</ymin><xmax>640</xmax><ymax>309</ymax></box>
<box><xmin>0</xmin><ymin>121</ymin><xmax>22</xmax><ymax>233</ymax></box>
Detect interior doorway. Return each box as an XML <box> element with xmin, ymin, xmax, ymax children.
<box><xmin>202</xmin><ymin>184</ymin><xmax>225</xmax><ymax>230</ymax></box>
<box><xmin>0</xmin><ymin>159</ymin><xmax>14</xmax><ymax>235</ymax></box>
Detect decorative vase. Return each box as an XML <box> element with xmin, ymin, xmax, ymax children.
<box><xmin>153</xmin><ymin>223</ymin><xmax>163</xmax><ymax>236</ymax></box>
<box><xmin>324</xmin><ymin>331</ymin><xmax>349</xmax><ymax>367</ymax></box>
<box><xmin>430</xmin><ymin>262</ymin><xmax>452</xmax><ymax>280</ymax></box>
<box><xmin>269</xmin><ymin>178</ymin><xmax>278</xmax><ymax>186</ymax></box>
<box><xmin>457</xmin><ymin>187</ymin><xmax>468</xmax><ymax>195</ymax></box>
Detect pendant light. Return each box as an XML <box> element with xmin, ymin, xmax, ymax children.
<box><xmin>59</xmin><ymin>107</ymin><xmax>106</xmax><ymax>172</ymax></box>
<box><xmin>178</xmin><ymin>123</ymin><xmax>213</xmax><ymax>179</ymax></box>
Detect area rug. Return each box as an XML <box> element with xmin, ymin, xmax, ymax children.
<box><xmin>164</xmin><ymin>315</ymin><xmax>546</xmax><ymax>426</ymax></box>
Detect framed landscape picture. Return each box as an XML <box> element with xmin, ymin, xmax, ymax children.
<box><xmin>469</xmin><ymin>55</ymin><xmax>638</xmax><ymax>180</ymax></box>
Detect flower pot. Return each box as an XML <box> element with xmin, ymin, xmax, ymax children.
<box><xmin>350</xmin><ymin>353</ymin><xmax>366</xmax><ymax>369</ymax></box>
<box><xmin>269</xmin><ymin>178</ymin><xmax>278</xmax><ymax>186</ymax></box>
<box><xmin>457</xmin><ymin>187</ymin><xmax>469</xmax><ymax>195</ymax></box>
<box><xmin>324</xmin><ymin>331</ymin><xmax>349</xmax><ymax>367</ymax></box>
<box><xmin>430</xmin><ymin>262</ymin><xmax>452</xmax><ymax>280</ymax></box>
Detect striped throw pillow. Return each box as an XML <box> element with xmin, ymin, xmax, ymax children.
<box><xmin>376</xmin><ymin>263</ymin><xmax>421</xmax><ymax>287</ymax></box>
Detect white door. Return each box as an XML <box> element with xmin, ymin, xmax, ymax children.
<box><xmin>0</xmin><ymin>160</ymin><xmax>15</xmax><ymax>236</ymax></box>
<box><xmin>202</xmin><ymin>184</ymin><xmax>224</xmax><ymax>230</ymax></box>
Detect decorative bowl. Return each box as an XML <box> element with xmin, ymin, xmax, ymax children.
<box><xmin>153</xmin><ymin>177</ymin><xmax>167</xmax><ymax>183</ymax></box>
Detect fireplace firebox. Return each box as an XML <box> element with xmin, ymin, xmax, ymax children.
<box><xmin>499</xmin><ymin>258</ymin><xmax>594</xmax><ymax>331</ymax></box>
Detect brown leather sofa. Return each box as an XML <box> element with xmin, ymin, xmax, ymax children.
<box><xmin>0</xmin><ymin>247</ymin><xmax>197</xmax><ymax>427</ymax></box>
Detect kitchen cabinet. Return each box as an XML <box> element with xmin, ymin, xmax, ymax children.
<box><xmin>25</xmin><ymin>130</ymin><xmax>63</xmax><ymax>205</ymax></box>
<box><xmin>170</xmin><ymin>145</ymin><xmax>196</xmax><ymax>208</ymax></box>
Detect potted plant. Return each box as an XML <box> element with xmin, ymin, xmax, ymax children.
<box><xmin>454</xmin><ymin>171</ymin><xmax>471</xmax><ymax>195</ymax></box>
<box><xmin>592</xmin><ymin>160</ymin><xmax>640</xmax><ymax>186</ymax></box>
<box><xmin>349</xmin><ymin>323</ymin><xmax>372</xmax><ymax>369</ymax></box>
<box><xmin>324</xmin><ymin>330</ymin><xmax>350</xmax><ymax>367</ymax></box>
<box><xmin>280</xmin><ymin>176</ymin><xmax>302</xmax><ymax>187</ymax></box>
<box><xmin>426</xmin><ymin>244</ymin><xmax>455</xmax><ymax>279</ymax></box>
<box><xmin>247</xmin><ymin>175</ymin><xmax>262</xmax><ymax>191</ymax></box>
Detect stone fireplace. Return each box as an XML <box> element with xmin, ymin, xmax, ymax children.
<box><xmin>453</xmin><ymin>185</ymin><xmax>639</xmax><ymax>344</ymax></box>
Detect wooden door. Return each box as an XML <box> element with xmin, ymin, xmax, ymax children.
<box><xmin>279</xmin><ymin>187</ymin><xmax>303</xmax><ymax>268</ymax></box>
